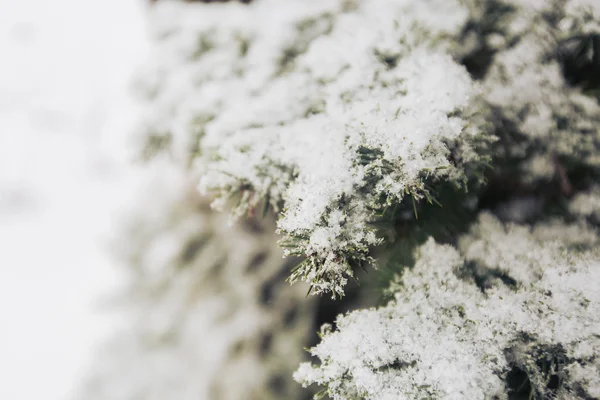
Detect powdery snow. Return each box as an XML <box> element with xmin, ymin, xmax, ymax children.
<box><xmin>137</xmin><ymin>0</ymin><xmax>483</xmax><ymax>297</ymax></box>
<box><xmin>296</xmin><ymin>214</ymin><xmax>600</xmax><ymax>399</ymax></box>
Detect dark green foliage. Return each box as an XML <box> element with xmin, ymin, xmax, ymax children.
<box><xmin>459</xmin><ymin>0</ymin><xmax>518</xmax><ymax>79</ymax></box>
<box><xmin>559</xmin><ymin>34</ymin><xmax>600</xmax><ymax>99</ymax></box>
<box><xmin>371</xmin><ymin>181</ymin><xmax>480</xmax><ymax>301</ymax></box>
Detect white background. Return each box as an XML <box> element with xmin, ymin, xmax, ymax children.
<box><xmin>0</xmin><ymin>0</ymin><xmax>148</xmax><ymax>398</ymax></box>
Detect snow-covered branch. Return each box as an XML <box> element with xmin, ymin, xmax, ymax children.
<box><xmin>295</xmin><ymin>214</ymin><xmax>600</xmax><ymax>399</ymax></box>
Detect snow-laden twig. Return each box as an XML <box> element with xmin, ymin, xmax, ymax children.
<box><xmin>295</xmin><ymin>214</ymin><xmax>600</xmax><ymax>399</ymax></box>
<box><xmin>138</xmin><ymin>0</ymin><xmax>487</xmax><ymax>296</ymax></box>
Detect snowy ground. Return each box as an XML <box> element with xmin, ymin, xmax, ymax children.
<box><xmin>0</xmin><ymin>0</ymin><xmax>148</xmax><ymax>398</ymax></box>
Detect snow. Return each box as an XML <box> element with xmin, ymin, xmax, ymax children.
<box><xmin>0</xmin><ymin>0</ymin><xmax>147</xmax><ymax>399</ymax></box>
<box><xmin>570</xmin><ymin>186</ymin><xmax>600</xmax><ymax>221</ymax></box>
<box><xmin>3</xmin><ymin>0</ymin><xmax>593</xmax><ymax>398</ymax></box>
<box><xmin>478</xmin><ymin>0</ymin><xmax>600</xmax><ymax>182</ymax></box>
<box><xmin>139</xmin><ymin>0</ymin><xmax>481</xmax><ymax>297</ymax></box>
<box><xmin>296</xmin><ymin>215</ymin><xmax>600</xmax><ymax>399</ymax></box>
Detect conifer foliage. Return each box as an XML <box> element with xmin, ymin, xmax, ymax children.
<box><xmin>139</xmin><ymin>0</ymin><xmax>490</xmax><ymax>297</ymax></box>
<box><xmin>295</xmin><ymin>214</ymin><xmax>600</xmax><ymax>399</ymax></box>
<box><xmin>84</xmin><ymin>0</ymin><xmax>600</xmax><ymax>398</ymax></box>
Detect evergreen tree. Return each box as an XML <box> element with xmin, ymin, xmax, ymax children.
<box><xmin>81</xmin><ymin>0</ymin><xmax>600</xmax><ymax>399</ymax></box>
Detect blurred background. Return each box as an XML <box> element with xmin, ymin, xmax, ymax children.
<box><xmin>0</xmin><ymin>0</ymin><xmax>148</xmax><ymax>398</ymax></box>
